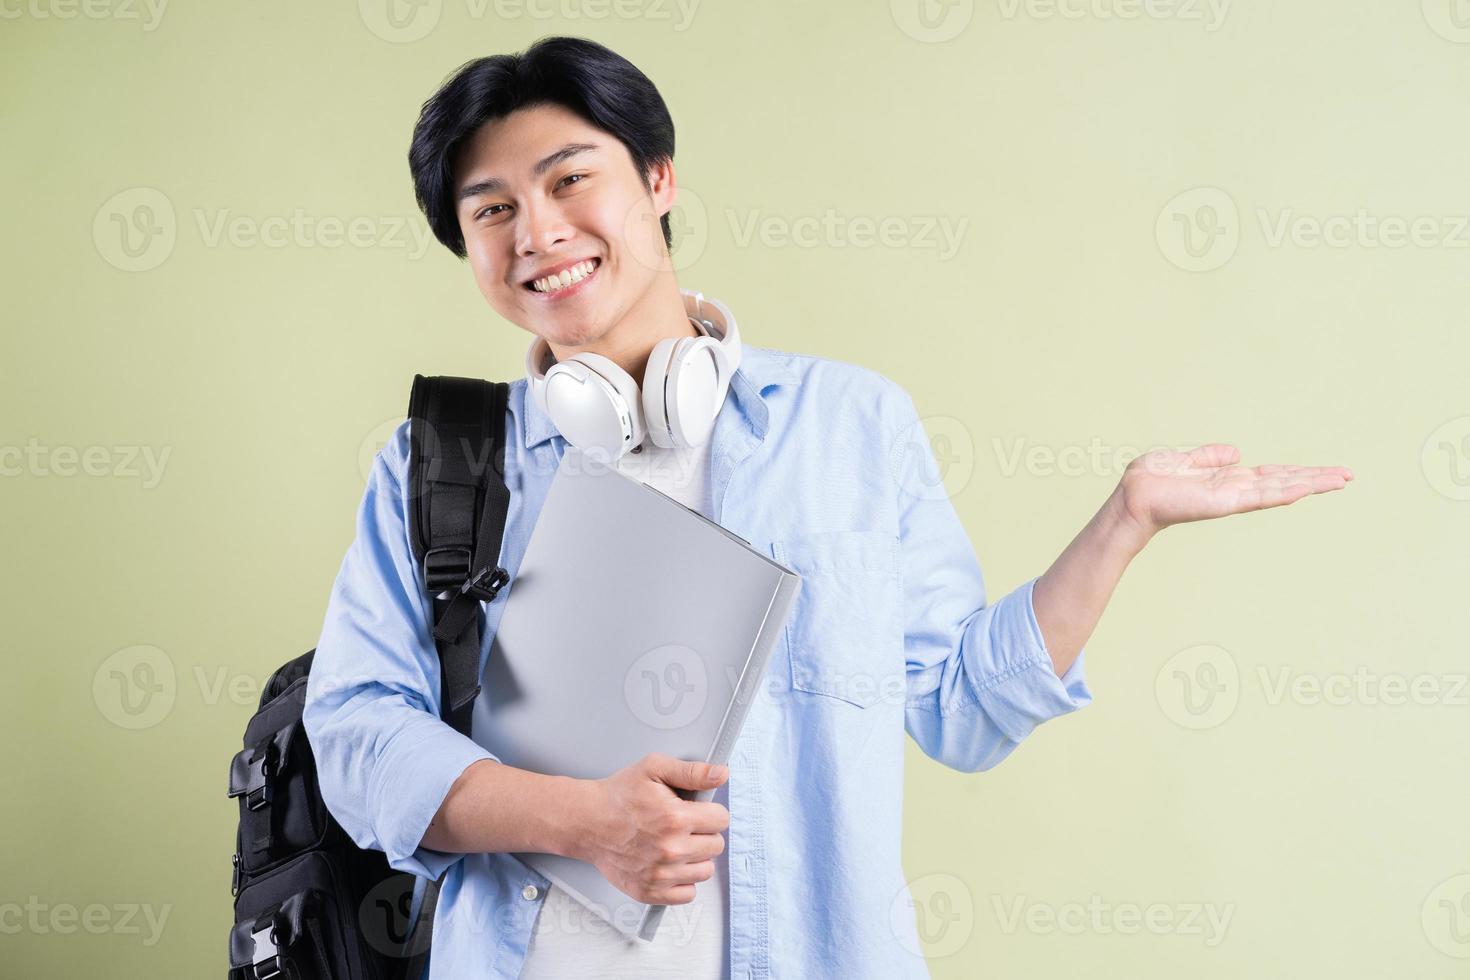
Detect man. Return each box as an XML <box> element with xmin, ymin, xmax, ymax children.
<box><xmin>303</xmin><ymin>35</ymin><xmax>1353</xmax><ymax>980</ymax></box>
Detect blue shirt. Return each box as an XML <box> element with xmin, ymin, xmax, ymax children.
<box><xmin>303</xmin><ymin>343</ymin><xmax>1093</xmax><ymax>979</ymax></box>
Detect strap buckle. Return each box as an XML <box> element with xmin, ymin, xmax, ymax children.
<box><xmin>250</xmin><ymin>925</ymin><xmax>283</xmax><ymax>980</ymax></box>
<box><xmin>424</xmin><ymin>546</ymin><xmax>472</xmax><ymax>593</ymax></box>
<box><xmin>246</xmin><ymin>747</ymin><xmax>275</xmax><ymax>813</ymax></box>
<box><xmin>460</xmin><ymin>565</ymin><xmax>510</xmax><ymax>603</ymax></box>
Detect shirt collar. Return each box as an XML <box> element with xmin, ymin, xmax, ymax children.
<box><xmin>520</xmin><ymin>342</ymin><xmax>799</xmax><ymax>451</ymax></box>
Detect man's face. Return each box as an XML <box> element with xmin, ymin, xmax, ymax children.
<box><xmin>452</xmin><ymin>102</ymin><xmax>674</xmax><ymax>348</ymax></box>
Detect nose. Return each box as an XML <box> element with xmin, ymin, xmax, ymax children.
<box><xmin>515</xmin><ymin>196</ymin><xmax>573</xmax><ymax>259</ymax></box>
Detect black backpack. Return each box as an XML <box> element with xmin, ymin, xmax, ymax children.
<box><xmin>227</xmin><ymin>376</ymin><xmax>513</xmax><ymax>980</ymax></box>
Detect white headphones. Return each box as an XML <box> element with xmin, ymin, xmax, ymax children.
<box><xmin>525</xmin><ymin>289</ymin><xmax>743</xmax><ymax>462</ymax></box>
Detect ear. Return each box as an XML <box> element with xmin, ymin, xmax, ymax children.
<box><xmin>644</xmin><ymin>156</ymin><xmax>677</xmax><ymax>219</ymax></box>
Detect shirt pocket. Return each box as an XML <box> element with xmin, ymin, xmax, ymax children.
<box><xmin>769</xmin><ymin>529</ymin><xmax>903</xmax><ymax>709</ymax></box>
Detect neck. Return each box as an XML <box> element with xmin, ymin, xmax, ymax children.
<box><xmin>543</xmin><ymin>276</ymin><xmax>696</xmax><ymax>387</ymax></box>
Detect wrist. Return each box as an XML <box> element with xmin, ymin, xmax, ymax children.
<box><xmin>1103</xmin><ymin>485</ymin><xmax>1155</xmax><ymax>558</ymax></box>
<box><xmin>552</xmin><ymin>776</ymin><xmax>604</xmax><ymax>861</ymax></box>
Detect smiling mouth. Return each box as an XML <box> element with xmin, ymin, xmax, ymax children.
<box><xmin>523</xmin><ymin>257</ymin><xmax>601</xmax><ymax>294</ymax></box>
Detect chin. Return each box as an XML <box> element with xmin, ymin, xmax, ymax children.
<box><xmin>544</xmin><ymin>323</ymin><xmax>606</xmax><ymax>348</ymax></box>
<box><xmin>535</xmin><ymin>303</ymin><xmax>620</xmax><ymax>347</ymax></box>
<box><xmin>511</xmin><ymin>309</ymin><xmax>596</xmax><ymax>347</ymax></box>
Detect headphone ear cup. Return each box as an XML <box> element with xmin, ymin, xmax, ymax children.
<box><xmin>543</xmin><ymin>353</ymin><xmax>646</xmax><ymax>461</ymax></box>
<box><xmin>641</xmin><ymin>336</ymin><xmax>681</xmax><ymax>450</ymax></box>
<box><xmin>661</xmin><ymin>336</ymin><xmax>724</xmax><ymax>449</ymax></box>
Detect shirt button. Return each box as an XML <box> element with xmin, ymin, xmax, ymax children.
<box><xmin>521</xmin><ymin>884</ymin><xmax>540</xmax><ymax>901</ymax></box>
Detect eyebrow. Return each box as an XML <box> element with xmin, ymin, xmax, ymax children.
<box><xmin>457</xmin><ymin>142</ymin><xmax>599</xmax><ymax>202</ymax></box>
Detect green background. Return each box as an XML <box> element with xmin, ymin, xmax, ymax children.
<box><xmin>4</xmin><ymin>1</ymin><xmax>1468</xmax><ymax>976</ymax></box>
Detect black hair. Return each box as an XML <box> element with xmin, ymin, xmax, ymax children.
<box><xmin>408</xmin><ymin>36</ymin><xmax>676</xmax><ymax>259</ymax></box>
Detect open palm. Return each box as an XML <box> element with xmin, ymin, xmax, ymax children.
<box><xmin>1119</xmin><ymin>443</ymin><xmax>1354</xmax><ymax>537</ymax></box>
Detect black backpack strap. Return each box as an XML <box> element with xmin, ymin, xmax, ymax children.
<box><xmin>405</xmin><ymin>374</ymin><xmax>512</xmax><ymax>737</ymax></box>
<box><xmin>403</xmin><ymin>374</ymin><xmax>512</xmax><ymax>980</ymax></box>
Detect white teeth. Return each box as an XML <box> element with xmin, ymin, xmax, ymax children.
<box><xmin>533</xmin><ymin>260</ymin><xmax>596</xmax><ymax>293</ymax></box>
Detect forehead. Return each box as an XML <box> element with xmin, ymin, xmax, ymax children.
<box><xmin>453</xmin><ymin>103</ymin><xmax>621</xmax><ymax>190</ymax></box>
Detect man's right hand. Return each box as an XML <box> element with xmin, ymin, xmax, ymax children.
<box><xmin>575</xmin><ymin>752</ymin><xmax>731</xmax><ymax>905</ymax></box>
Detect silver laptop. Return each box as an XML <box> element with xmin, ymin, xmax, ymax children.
<box><xmin>471</xmin><ymin>446</ymin><xmax>801</xmax><ymax>941</ymax></box>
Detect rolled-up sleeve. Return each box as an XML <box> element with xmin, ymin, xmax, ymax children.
<box><xmin>886</xmin><ymin>384</ymin><xmax>1093</xmax><ymax>774</ymax></box>
<box><xmin>302</xmin><ymin>420</ymin><xmax>497</xmax><ymax>879</ymax></box>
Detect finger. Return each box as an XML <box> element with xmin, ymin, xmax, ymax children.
<box><xmin>651</xmin><ymin>829</ymin><xmax>723</xmax><ymax>865</ymax></box>
<box><xmin>648</xmin><ymin>755</ymin><xmax>727</xmax><ymax>791</ymax></box>
<box><xmin>1253</xmin><ymin>464</ymin><xmax>1355</xmax><ymax>481</ymax></box>
<box><xmin>1186</xmin><ymin>444</ymin><xmax>1239</xmax><ymax>468</ymax></box>
<box><xmin>684</xmin><ymin>801</ymin><xmax>731</xmax><ymax>835</ymax></box>
<box><xmin>1241</xmin><ymin>476</ymin><xmax>1346</xmax><ymax>511</ymax></box>
<box><xmin>1262</xmin><ymin>472</ymin><xmax>1351</xmax><ymax>493</ymax></box>
<box><xmin>659</xmin><ymin>859</ymin><xmax>715</xmax><ymax>886</ymax></box>
<box><xmin>684</xmin><ymin>831</ymin><xmax>727</xmax><ymax>861</ymax></box>
<box><xmin>657</xmin><ymin>883</ymin><xmax>697</xmax><ymax>905</ymax></box>
<box><xmin>1234</xmin><ymin>483</ymin><xmax>1313</xmax><ymax>512</ymax></box>
<box><xmin>1251</xmin><ymin>473</ymin><xmax>1342</xmax><ymax>492</ymax></box>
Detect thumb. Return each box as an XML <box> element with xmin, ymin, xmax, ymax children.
<box><xmin>648</xmin><ymin>755</ymin><xmax>727</xmax><ymax>790</ymax></box>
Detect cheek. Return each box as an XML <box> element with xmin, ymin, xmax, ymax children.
<box><xmin>464</xmin><ymin>234</ymin><xmax>508</xmax><ymax>294</ymax></box>
<box><xmin>583</xmin><ymin>189</ymin><xmax>651</xmax><ymax>244</ymax></box>
<box><xmin>585</xmin><ymin>193</ymin><xmax>662</xmax><ymax>274</ymax></box>
<box><xmin>621</xmin><ymin>205</ymin><xmax>668</xmax><ymax>274</ymax></box>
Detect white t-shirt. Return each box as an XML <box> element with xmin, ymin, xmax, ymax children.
<box><xmin>517</xmin><ymin>434</ymin><xmax>729</xmax><ymax>980</ymax></box>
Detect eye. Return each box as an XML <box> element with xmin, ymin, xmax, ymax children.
<box><xmin>474</xmin><ymin>203</ymin><xmax>509</xmax><ymax>221</ymax></box>
<box><xmin>559</xmin><ymin>173</ymin><xmax>587</xmax><ymax>188</ymax></box>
